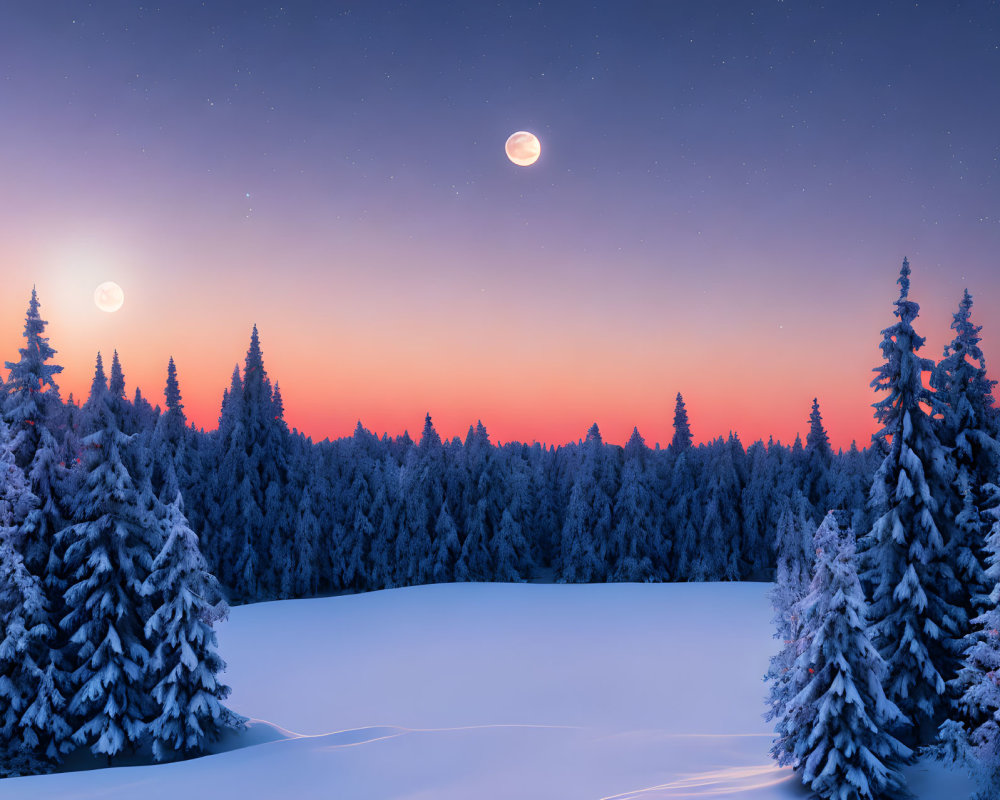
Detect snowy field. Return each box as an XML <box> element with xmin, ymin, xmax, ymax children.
<box><xmin>7</xmin><ymin>583</ymin><xmax>974</xmax><ymax>799</ymax></box>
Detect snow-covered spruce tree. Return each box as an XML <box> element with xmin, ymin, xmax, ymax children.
<box><xmin>106</xmin><ymin>351</ymin><xmax>132</xmax><ymax>433</ymax></box>
<box><xmin>692</xmin><ymin>437</ymin><xmax>741</xmax><ymax>581</ymax></box>
<box><xmin>3</xmin><ymin>288</ymin><xmax>64</xmax><ymax>470</ymax></box>
<box><xmin>804</xmin><ymin>398</ymin><xmax>833</xmax><ymax>518</ymax></box>
<box><xmin>456</xmin><ymin>422</ymin><xmax>499</xmax><ymax>581</ymax></box>
<box><xmin>609</xmin><ymin>427</ymin><xmax>656</xmax><ymax>581</ymax></box>
<box><xmin>741</xmin><ymin>440</ymin><xmax>780</xmax><ymax>580</ymax></box>
<box><xmin>558</xmin><ymin>424</ymin><xmax>613</xmax><ymax>582</ymax></box>
<box><xmin>151</xmin><ymin>357</ymin><xmax>194</xmax><ymax>505</ymax></box>
<box><xmin>3</xmin><ymin>290</ymin><xmax>71</xmax><ymax>603</ymax></box>
<box><xmin>778</xmin><ymin>513</ymin><xmax>911</xmax><ymax>799</ymax></box>
<box><xmin>861</xmin><ymin>258</ymin><xmax>964</xmax><ymax>746</ymax></box>
<box><xmin>395</xmin><ymin>414</ymin><xmax>443</xmax><ymax>586</ymax></box>
<box><xmin>931</xmin><ymin>289</ymin><xmax>999</xmax><ymax>619</ymax></box>
<box><xmin>763</xmin><ymin>489</ymin><xmax>815</xmax><ymax>764</ymax></box>
<box><xmin>670</xmin><ymin>392</ymin><xmax>692</xmax><ymax>452</ymax></box>
<box><xmin>208</xmin><ymin>327</ymin><xmax>291</xmax><ymax>601</ymax></box>
<box><xmin>0</xmin><ymin>539</ymin><xmax>70</xmax><ymax>774</ymax></box>
<box><xmin>938</xmin><ymin>501</ymin><xmax>1000</xmax><ymax>800</ymax></box>
<box><xmin>0</xmin><ymin>420</ymin><xmax>69</xmax><ymax>770</ymax></box>
<box><xmin>142</xmin><ymin>493</ymin><xmax>240</xmax><ymax>761</ymax></box>
<box><xmin>58</xmin><ymin>372</ymin><xmax>160</xmax><ymax>762</ymax></box>
<box><xmin>0</xmin><ymin>418</ymin><xmax>39</xmax><ymax>559</ymax></box>
<box><xmin>336</xmin><ymin>428</ymin><xmax>375</xmax><ymax>592</ymax></box>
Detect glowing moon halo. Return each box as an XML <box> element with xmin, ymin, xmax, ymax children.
<box><xmin>94</xmin><ymin>281</ymin><xmax>125</xmax><ymax>313</ymax></box>
<box><xmin>505</xmin><ymin>131</ymin><xmax>541</xmax><ymax>166</ymax></box>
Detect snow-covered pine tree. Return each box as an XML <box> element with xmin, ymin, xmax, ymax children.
<box><xmin>208</xmin><ymin>328</ymin><xmax>291</xmax><ymax>601</ymax></box>
<box><xmin>0</xmin><ymin>418</ymin><xmax>39</xmax><ymax>559</ymax></box>
<box><xmin>692</xmin><ymin>438</ymin><xmax>741</xmax><ymax>581</ymax></box>
<box><xmin>0</xmin><ymin>419</ymin><xmax>70</xmax><ymax>769</ymax></box>
<box><xmin>741</xmin><ymin>440</ymin><xmax>779</xmax><ymax>580</ymax></box>
<box><xmin>558</xmin><ymin>424</ymin><xmax>612</xmax><ymax>582</ymax></box>
<box><xmin>862</xmin><ymin>258</ymin><xmax>964</xmax><ymax>745</ymax></box>
<box><xmin>106</xmin><ymin>351</ymin><xmax>131</xmax><ymax>433</ymax></box>
<box><xmin>151</xmin><ymin>357</ymin><xmax>194</xmax><ymax>505</ymax></box>
<box><xmin>2</xmin><ymin>290</ymin><xmax>71</xmax><ymax>601</ymax></box>
<box><xmin>456</xmin><ymin>422</ymin><xmax>499</xmax><ymax>581</ymax></box>
<box><xmin>804</xmin><ymin>398</ymin><xmax>833</xmax><ymax>517</ymax></box>
<box><xmin>609</xmin><ymin>427</ymin><xmax>656</xmax><ymax>581</ymax></box>
<box><xmin>142</xmin><ymin>493</ymin><xmax>240</xmax><ymax>761</ymax></box>
<box><xmin>763</xmin><ymin>489</ymin><xmax>814</xmax><ymax>763</ymax></box>
<box><xmin>932</xmin><ymin>289</ymin><xmax>999</xmax><ymax>620</ymax></box>
<box><xmin>1</xmin><ymin>291</ymin><xmax>75</xmax><ymax>763</ymax></box>
<box><xmin>777</xmin><ymin>513</ymin><xmax>911</xmax><ymax>800</ymax></box>
<box><xmin>938</xmin><ymin>495</ymin><xmax>1000</xmax><ymax>800</ymax></box>
<box><xmin>58</xmin><ymin>375</ymin><xmax>159</xmax><ymax>761</ymax></box>
<box><xmin>131</xmin><ymin>388</ymin><xmax>158</xmax><ymax>436</ymax></box>
<box><xmin>0</xmin><ymin>539</ymin><xmax>70</xmax><ymax>773</ymax></box>
<box><xmin>3</xmin><ymin>288</ymin><xmax>64</xmax><ymax>470</ymax></box>
<box><xmin>395</xmin><ymin>414</ymin><xmax>443</xmax><ymax>586</ymax></box>
<box><xmin>670</xmin><ymin>392</ymin><xmax>692</xmax><ymax>452</ymax></box>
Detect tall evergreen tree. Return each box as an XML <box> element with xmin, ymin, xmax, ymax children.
<box><xmin>142</xmin><ymin>494</ymin><xmax>239</xmax><ymax>761</ymax></box>
<box><xmin>609</xmin><ymin>428</ymin><xmax>656</xmax><ymax>581</ymax></box>
<box><xmin>692</xmin><ymin>439</ymin><xmax>741</xmax><ymax>581</ymax></box>
<box><xmin>861</xmin><ymin>258</ymin><xmax>963</xmax><ymax>745</ymax></box>
<box><xmin>456</xmin><ymin>422</ymin><xmax>499</xmax><ymax>581</ymax></box>
<box><xmin>804</xmin><ymin>398</ymin><xmax>833</xmax><ymax>515</ymax></box>
<box><xmin>152</xmin><ymin>357</ymin><xmax>194</xmax><ymax>505</ymax></box>
<box><xmin>938</xmin><ymin>495</ymin><xmax>1000</xmax><ymax>800</ymax></box>
<box><xmin>763</xmin><ymin>490</ymin><xmax>815</xmax><ymax>764</ymax></box>
<box><xmin>777</xmin><ymin>514</ymin><xmax>911</xmax><ymax>800</ymax></box>
<box><xmin>58</xmin><ymin>386</ymin><xmax>159</xmax><ymax>760</ymax></box>
<box><xmin>558</xmin><ymin>424</ymin><xmax>613</xmax><ymax>582</ymax></box>
<box><xmin>3</xmin><ymin>291</ymin><xmax>70</xmax><ymax>580</ymax></box>
<box><xmin>741</xmin><ymin>440</ymin><xmax>779</xmax><ymax>579</ymax></box>
<box><xmin>3</xmin><ymin>288</ymin><xmax>64</xmax><ymax>469</ymax></box>
<box><xmin>208</xmin><ymin>327</ymin><xmax>290</xmax><ymax>601</ymax></box>
<box><xmin>932</xmin><ymin>289</ymin><xmax>999</xmax><ymax>619</ymax></box>
<box><xmin>0</xmin><ymin>539</ymin><xmax>70</xmax><ymax>771</ymax></box>
<box><xmin>670</xmin><ymin>392</ymin><xmax>693</xmax><ymax>451</ymax></box>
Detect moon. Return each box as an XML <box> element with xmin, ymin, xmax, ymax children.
<box><xmin>94</xmin><ymin>281</ymin><xmax>125</xmax><ymax>313</ymax></box>
<box><xmin>505</xmin><ymin>131</ymin><xmax>541</xmax><ymax>166</ymax></box>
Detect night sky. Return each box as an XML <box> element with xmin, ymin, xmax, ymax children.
<box><xmin>2</xmin><ymin>2</ymin><xmax>998</xmax><ymax>448</ymax></box>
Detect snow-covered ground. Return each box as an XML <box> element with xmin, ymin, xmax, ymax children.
<box><xmin>8</xmin><ymin>583</ymin><xmax>975</xmax><ymax>799</ymax></box>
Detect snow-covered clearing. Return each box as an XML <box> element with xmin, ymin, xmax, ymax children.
<box><xmin>8</xmin><ymin>583</ymin><xmax>974</xmax><ymax>799</ymax></box>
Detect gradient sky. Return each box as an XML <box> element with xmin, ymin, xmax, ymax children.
<box><xmin>1</xmin><ymin>1</ymin><xmax>999</xmax><ymax>449</ymax></box>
